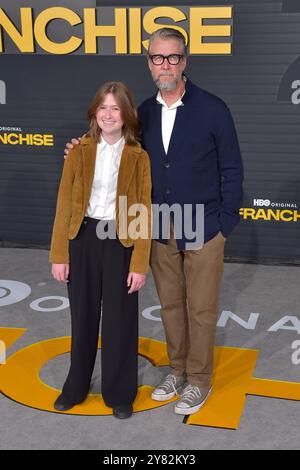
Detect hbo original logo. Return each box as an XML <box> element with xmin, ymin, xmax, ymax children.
<box><xmin>253</xmin><ymin>199</ymin><xmax>271</xmax><ymax>207</ymax></box>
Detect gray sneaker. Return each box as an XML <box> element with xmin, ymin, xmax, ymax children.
<box><xmin>151</xmin><ymin>374</ymin><xmax>186</xmax><ymax>401</ymax></box>
<box><xmin>174</xmin><ymin>384</ymin><xmax>212</xmax><ymax>415</ymax></box>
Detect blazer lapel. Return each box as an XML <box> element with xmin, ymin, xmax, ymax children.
<box><xmin>116</xmin><ymin>144</ymin><xmax>140</xmax><ymax>221</ymax></box>
<box><xmin>166</xmin><ymin>104</ymin><xmax>185</xmax><ymax>158</ymax></box>
<box><xmin>82</xmin><ymin>140</ymin><xmax>97</xmax><ymax>211</ymax></box>
<box><xmin>155</xmin><ymin>102</ymin><xmax>166</xmax><ymax>156</ymax></box>
<box><xmin>117</xmin><ymin>144</ymin><xmax>139</xmax><ymax>195</ymax></box>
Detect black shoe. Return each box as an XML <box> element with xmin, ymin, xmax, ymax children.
<box><xmin>113</xmin><ymin>405</ymin><xmax>133</xmax><ymax>419</ymax></box>
<box><xmin>54</xmin><ymin>394</ymin><xmax>76</xmax><ymax>412</ymax></box>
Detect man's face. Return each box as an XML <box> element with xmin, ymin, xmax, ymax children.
<box><xmin>148</xmin><ymin>38</ymin><xmax>187</xmax><ymax>91</ymax></box>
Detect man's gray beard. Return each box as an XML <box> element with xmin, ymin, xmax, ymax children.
<box><xmin>154</xmin><ymin>75</ymin><xmax>181</xmax><ymax>91</ymax></box>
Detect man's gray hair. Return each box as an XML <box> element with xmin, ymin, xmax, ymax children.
<box><xmin>148</xmin><ymin>28</ymin><xmax>188</xmax><ymax>56</ymax></box>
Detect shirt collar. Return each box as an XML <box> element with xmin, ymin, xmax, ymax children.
<box><xmin>99</xmin><ymin>135</ymin><xmax>125</xmax><ymax>153</ymax></box>
<box><xmin>156</xmin><ymin>88</ymin><xmax>186</xmax><ymax>110</ymax></box>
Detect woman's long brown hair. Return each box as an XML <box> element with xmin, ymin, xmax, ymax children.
<box><xmin>87</xmin><ymin>81</ymin><xmax>140</xmax><ymax>145</ymax></box>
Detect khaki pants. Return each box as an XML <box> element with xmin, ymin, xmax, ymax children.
<box><xmin>150</xmin><ymin>229</ymin><xmax>225</xmax><ymax>387</ymax></box>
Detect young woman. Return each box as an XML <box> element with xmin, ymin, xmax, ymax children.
<box><xmin>49</xmin><ymin>82</ymin><xmax>152</xmax><ymax>419</ymax></box>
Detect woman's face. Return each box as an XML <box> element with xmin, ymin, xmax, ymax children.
<box><xmin>95</xmin><ymin>93</ymin><xmax>124</xmax><ymax>140</ymax></box>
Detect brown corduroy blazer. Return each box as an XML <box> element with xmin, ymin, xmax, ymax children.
<box><xmin>49</xmin><ymin>135</ymin><xmax>152</xmax><ymax>274</ymax></box>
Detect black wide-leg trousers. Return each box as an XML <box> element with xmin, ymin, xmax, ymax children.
<box><xmin>61</xmin><ymin>217</ymin><xmax>139</xmax><ymax>407</ymax></box>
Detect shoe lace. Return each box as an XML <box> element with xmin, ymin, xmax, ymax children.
<box><xmin>161</xmin><ymin>374</ymin><xmax>179</xmax><ymax>394</ymax></box>
<box><xmin>180</xmin><ymin>385</ymin><xmax>201</xmax><ymax>404</ymax></box>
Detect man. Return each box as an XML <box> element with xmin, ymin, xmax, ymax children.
<box><xmin>64</xmin><ymin>28</ymin><xmax>243</xmax><ymax>416</ymax></box>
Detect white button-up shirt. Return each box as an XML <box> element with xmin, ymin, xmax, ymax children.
<box><xmin>86</xmin><ymin>136</ymin><xmax>125</xmax><ymax>220</ymax></box>
<box><xmin>156</xmin><ymin>90</ymin><xmax>185</xmax><ymax>154</ymax></box>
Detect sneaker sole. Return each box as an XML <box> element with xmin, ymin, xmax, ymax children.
<box><xmin>151</xmin><ymin>390</ymin><xmax>178</xmax><ymax>401</ymax></box>
<box><xmin>174</xmin><ymin>387</ymin><xmax>212</xmax><ymax>415</ymax></box>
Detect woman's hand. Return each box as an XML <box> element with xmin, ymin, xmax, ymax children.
<box><xmin>52</xmin><ymin>264</ymin><xmax>70</xmax><ymax>283</ymax></box>
<box><xmin>127</xmin><ymin>272</ymin><xmax>146</xmax><ymax>294</ymax></box>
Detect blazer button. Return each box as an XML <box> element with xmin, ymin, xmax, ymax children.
<box><xmin>165</xmin><ymin>189</ymin><xmax>171</xmax><ymax>195</ymax></box>
<box><xmin>165</xmin><ymin>162</ymin><xmax>170</xmax><ymax>169</ymax></box>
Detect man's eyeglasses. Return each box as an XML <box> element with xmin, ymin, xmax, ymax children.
<box><xmin>149</xmin><ymin>54</ymin><xmax>185</xmax><ymax>66</ymax></box>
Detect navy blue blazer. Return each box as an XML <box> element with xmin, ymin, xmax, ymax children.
<box><xmin>138</xmin><ymin>78</ymin><xmax>244</xmax><ymax>249</ymax></box>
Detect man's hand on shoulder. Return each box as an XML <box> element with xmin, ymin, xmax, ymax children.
<box><xmin>63</xmin><ymin>137</ymin><xmax>82</xmax><ymax>159</ymax></box>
